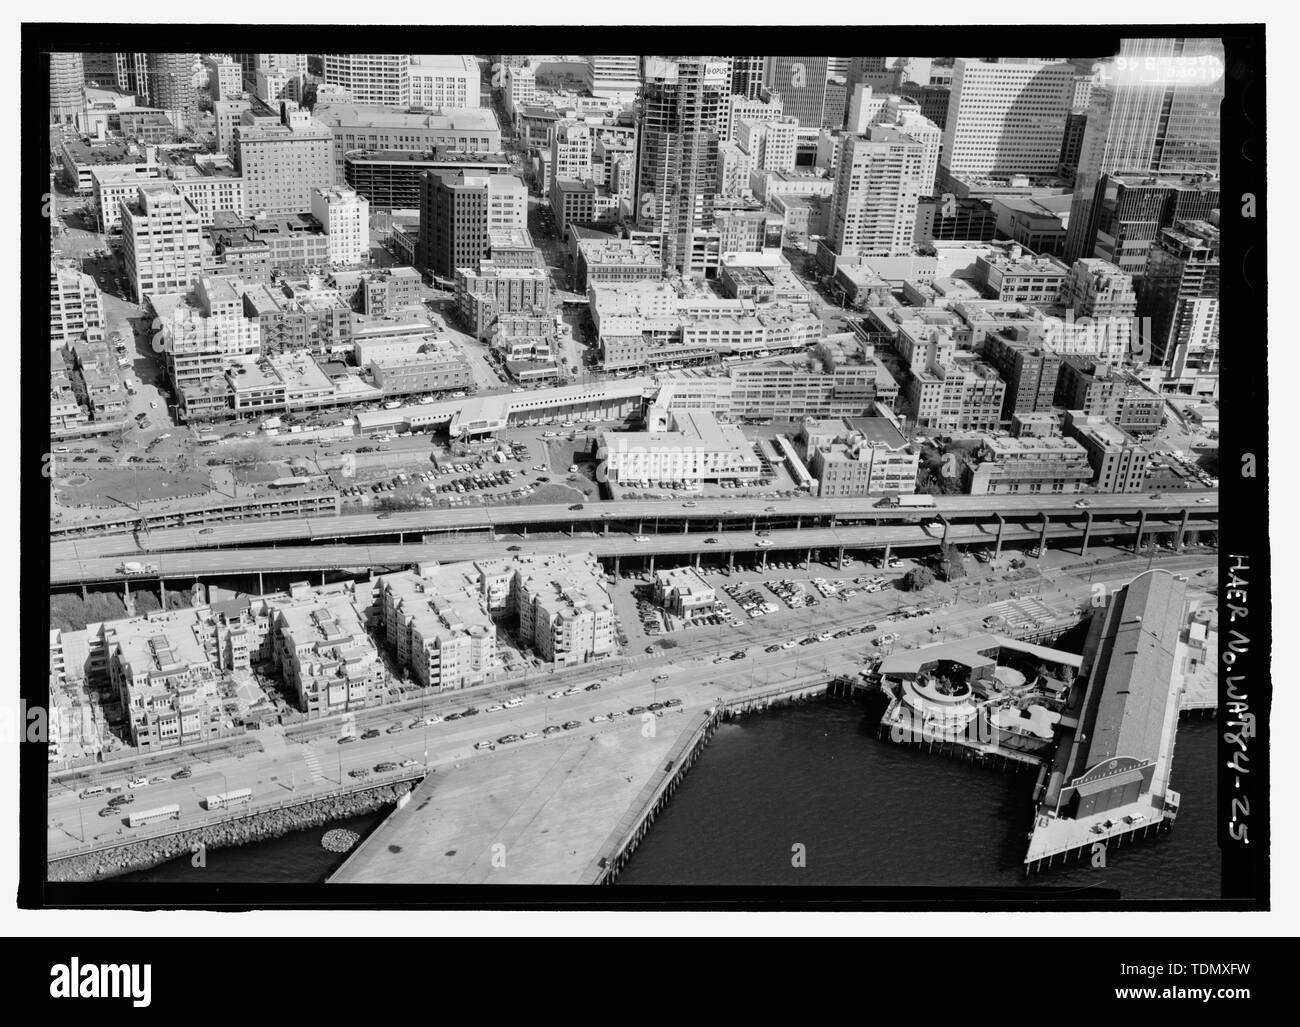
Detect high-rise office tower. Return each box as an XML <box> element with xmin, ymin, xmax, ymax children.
<box><xmin>941</xmin><ymin>58</ymin><xmax>1075</xmax><ymax>179</ymax></box>
<box><xmin>1084</xmin><ymin>173</ymin><xmax>1219</xmax><ymax>276</ymax></box>
<box><xmin>115</xmin><ymin>52</ymin><xmax>150</xmax><ymax>104</ymax></box>
<box><xmin>147</xmin><ymin>52</ymin><xmax>200</xmax><ymax>124</ymax></box>
<box><xmin>584</xmin><ymin>56</ymin><xmax>642</xmax><ymax>101</ymax></box>
<box><xmin>49</xmin><ymin>52</ymin><xmax>85</xmax><ymax>124</ymax></box>
<box><xmin>637</xmin><ymin>56</ymin><xmax>729</xmax><ymax>273</ymax></box>
<box><xmin>1141</xmin><ymin>220</ymin><xmax>1219</xmax><ymax>381</ymax></box>
<box><xmin>827</xmin><ymin>125</ymin><xmax>927</xmax><ymax>260</ymax></box>
<box><xmin>1064</xmin><ymin>37</ymin><xmax>1222</xmax><ymax>261</ymax></box>
<box><xmin>81</xmin><ymin>52</ymin><xmax>117</xmax><ymax>85</ymax></box>
<box><xmin>764</xmin><ymin>56</ymin><xmax>830</xmax><ymax>128</ymax></box>
<box><xmin>826</xmin><ymin>57</ymin><xmax>851</xmax><ymax>79</ymax></box>
<box><xmin>728</xmin><ymin>56</ymin><xmax>765</xmax><ymax>100</ymax></box>
<box><xmin>418</xmin><ymin>171</ymin><xmax>527</xmax><ymax>279</ymax></box>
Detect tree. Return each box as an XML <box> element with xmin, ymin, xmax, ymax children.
<box><xmin>932</xmin><ymin>543</ymin><xmax>967</xmax><ymax>582</ymax></box>
<box><xmin>902</xmin><ymin>567</ymin><xmax>935</xmax><ymax>592</ymax></box>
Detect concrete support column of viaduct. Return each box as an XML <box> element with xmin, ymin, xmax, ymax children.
<box><xmin>1038</xmin><ymin>512</ymin><xmax>1049</xmax><ymax>557</ymax></box>
<box><xmin>1176</xmin><ymin>508</ymin><xmax>1190</xmax><ymax>550</ymax></box>
<box><xmin>1081</xmin><ymin>510</ymin><xmax>1094</xmax><ymax>556</ymax></box>
<box><xmin>1134</xmin><ymin>508</ymin><xmax>1147</xmax><ymax>554</ymax></box>
<box><xmin>994</xmin><ymin>513</ymin><xmax>1005</xmax><ymax>561</ymax></box>
<box><xmin>938</xmin><ymin>513</ymin><xmax>950</xmax><ymax>548</ymax></box>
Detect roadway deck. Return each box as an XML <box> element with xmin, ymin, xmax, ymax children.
<box><xmin>50</xmin><ymin>490</ymin><xmax>1217</xmax><ymax>556</ymax></box>
<box><xmin>51</xmin><ymin>518</ymin><xmax>1216</xmax><ymax>585</ymax></box>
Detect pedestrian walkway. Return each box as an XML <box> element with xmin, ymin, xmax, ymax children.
<box><xmin>302</xmin><ymin>749</ymin><xmax>324</xmax><ymax>785</ymax></box>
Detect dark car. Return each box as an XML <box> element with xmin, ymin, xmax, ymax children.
<box><xmin>507</xmin><ymin>545</ymin><xmax>522</xmax><ymax>551</ymax></box>
<box><xmin>338</xmin><ymin>735</ymin><xmax>357</xmax><ymax>744</ymax></box>
<box><xmin>584</xmin><ymin>683</ymin><xmax>601</xmax><ymax>691</ymax></box>
<box><xmin>765</xmin><ymin>644</ymin><xmax>782</xmax><ymax>653</ymax></box>
<box><xmin>799</xmin><ymin>637</ymin><xmax>817</xmax><ymax>646</ymax></box>
<box><xmin>664</xmin><ymin>698</ymin><xmax>683</xmax><ymax>708</ymax></box>
<box><xmin>647</xmin><ymin>702</ymin><xmax>664</xmax><ymax>711</ymax></box>
<box><xmin>171</xmin><ymin>767</ymin><xmax>192</xmax><ymax>780</ymax></box>
<box><xmin>729</xmin><ymin>651</ymin><xmax>746</xmax><ymax>661</ymax></box>
<box><xmin>627</xmin><ymin>706</ymin><xmax>646</xmax><ymax>716</ymax></box>
<box><xmin>542</xmin><ymin>725</ymin><xmax>562</xmax><ymax>735</ymax></box>
<box><xmin>461</xmin><ymin>707</ymin><xmax>479</xmax><ymax>717</ymax></box>
<box><xmin>348</xmin><ymin>768</ymin><xmax>369</xmax><ymax>779</ymax></box>
<box><xmin>199</xmin><ymin>528</ymin><xmax>215</xmax><ymax>535</ymax></box>
<box><xmin>444</xmin><ymin>712</ymin><xmax>461</xmax><ymax>722</ymax></box>
<box><xmin>98</xmin><ymin>807</ymin><xmax>119</xmax><ymax>818</ymax></box>
<box><xmin>561</xmin><ymin>721</ymin><xmax>580</xmax><ymax>730</ymax></box>
<box><xmin>704</xmin><ymin>537</ymin><xmax>719</xmax><ymax>544</ymax></box>
<box><xmin>375</xmin><ymin>762</ymin><xmax>398</xmax><ymax>772</ymax></box>
<box><xmin>108</xmin><ymin>794</ymin><xmax>132</xmax><ymax>806</ymax></box>
<box><xmin>361</xmin><ymin>728</ymin><xmax>381</xmax><ymax>740</ymax></box>
<box><xmin>377</xmin><ymin>513</ymin><xmax>392</xmax><ymax>520</ymax></box>
<box><xmin>569</xmin><ymin>503</ymin><xmax>584</xmax><ymax>510</ymax></box>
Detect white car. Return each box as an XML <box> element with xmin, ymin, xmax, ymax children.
<box><xmin>423</xmin><ymin>715</ymin><xmax>443</xmax><ymax>726</ymax></box>
<box><xmin>548</xmin><ymin>689</ymin><xmax>566</xmax><ymax>699</ymax></box>
<box><xmin>756</xmin><ymin>539</ymin><xmax>774</xmax><ymax>548</ymax></box>
<box><xmin>563</xmin><ymin>686</ymin><xmax>582</xmax><ymax>696</ymax></box>
<box><xmin>400</xmin><ymin>759</ymin><xmax>419</xmax><ymax>769</ymax></box>
<box><xmin>474</xmin><ymin>741</ymin><xmax>496</xmax><ymax>751</ymax></box>
<box><xmin>1073</xmin><ymin>499</ymin><xmax>1091</xmax><ymax>509</ymax></box>
<box><xmin>504</xmin><ymin>698</ymin><xmax>523</xmax><ymax>708</ymax></box>
<box><xmin>520</xmin><ymin>730</ymin><xmax>539</xmax><ymax>740</ymax></box>
<box><xmin>127</xmin><ymin>777</ymin><xmax>148</xmax><ymax>788</ymax></box>
<box><xmin>781</xmin><ymin>639</ymin><xmax>798</xmax><ymax>650</ymax></box>
<box><xmin>590</xmin><ymin>714</ymin><xmax>608</xmax><ymax>723</ymax></box>
<box><xmin>634</xmin><ymin>535</ymin><xmax>651</xmax><ymax>542</ymax></box>
<box><xmin>1196</xmin><ymin>496</ymin><xmax>1214</xmax><ymax>504</ymax></box>
<box><xmin>485</xmin><ymin>704</ymin><xmax>503</xmax><ymax>713</ymax></box>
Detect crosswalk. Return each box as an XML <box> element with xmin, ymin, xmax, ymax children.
<box><xmin>302</xmin><ymin>749</ymin><xmax>324</xmax><ymax>784</ymax></box>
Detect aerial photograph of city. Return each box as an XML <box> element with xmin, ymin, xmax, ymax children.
<box><xmin>31</xmin><ymin>30</ymin><xmax>1262</xmax><ymax>914</ymax></box>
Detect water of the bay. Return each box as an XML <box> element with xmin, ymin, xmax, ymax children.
<box><xmin>110</xmin><ymin>703</ymin><xmax>1220</xmax><ymax>894</ymax></box>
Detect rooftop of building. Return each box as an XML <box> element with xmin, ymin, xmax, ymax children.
<box><xmin>1074</xmin><ymin>570</ymin><xmax>1186</xmax><ymax>771</ymax></box>
<box><xmin>61</xmin><ymin>137</ymin><xmax>141</xmax><ymax>165</ymax></box>
<box><xmin>314</xmin><ymin>103</ymin><xmax>498</xmax><ymax>132</ymax></box>
<box><xmin>879</xmin><ymin>633</ymin><xmax>1082</xmax><ymax>677</ymax></box>
<box><xmin>345</xmin><ymin>147</ymin><xmax>510</xmax><ymax>165</ymax></box>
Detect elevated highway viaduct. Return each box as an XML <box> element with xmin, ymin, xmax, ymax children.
<box><xmin>52</xmin><ymin>514</ymin><xmax>1217</xmax><ymax>589</ymax></box>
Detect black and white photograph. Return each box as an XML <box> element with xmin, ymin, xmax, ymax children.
<box><xmin>5</xmin><ymin>5</ymin><xmax>1286</xmax><ymax>977</ymax></box>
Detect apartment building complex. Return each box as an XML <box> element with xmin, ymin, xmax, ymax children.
<box><xmin>798</xmin><ymin>416</ymin><xmax>919</xmax><ymax>497</ymax></box>
<box><xmin>50</xmin><ymin>262</ymin><xmax>106</xmax><ymax>346</ymax></box>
